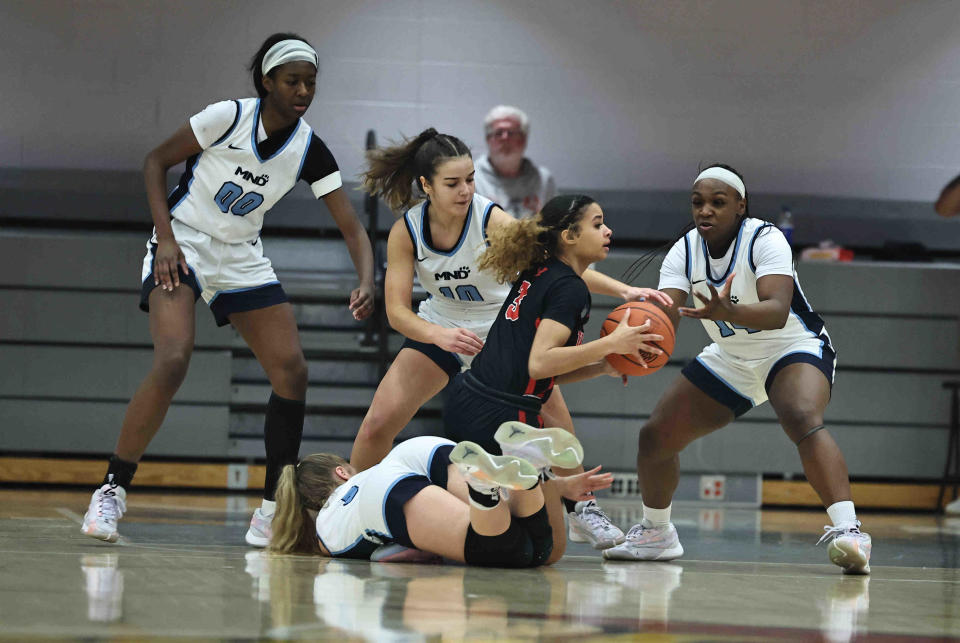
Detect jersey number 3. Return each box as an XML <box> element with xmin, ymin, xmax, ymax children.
<box><xmin>214</xmin><ymin>181</ymin><xmax>264</xmax><ymax>216</ymax></box>
<box><xmin>505</xmin><ymin>280</ymin><xmax>531</xmax><ymax>321</ymax></box>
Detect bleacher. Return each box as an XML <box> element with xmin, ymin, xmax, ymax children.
<box><xmin>2</xmin><ymin>165</ymin><xmax>959</xmax><ymax>509</ymax></box>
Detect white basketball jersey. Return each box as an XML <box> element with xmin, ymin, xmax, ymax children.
<box><xmin>169</xmin><ymin>98</ymin><xmax>313</xmax><ymax>243</ymax></box>
<box><xmin>403</xmin><ymin>194</ymin><xmax>511</xmax><ymax>329</ymax></box>
<box><xmin>672</xmin><ymin>218</ymin><xmax>832</xmax><ymax>360</ymax></box>
<box><xmin>315</xmin><ymin>437</ymin><xmax>453</xmax><ymax>559</ymax></box>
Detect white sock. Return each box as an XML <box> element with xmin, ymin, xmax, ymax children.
<box><xmin>642</xmin><ymin>503</ymin><xmax>672</xmax><ymax>527</ymax></box>
<box><xmin>827</xmin><ymin>500</ymin><xmax>857</xmax><ymax>527</ymax></box>
<box><xmin>260</xmin><ymin>499</ymin><xmax>276</xmax><ymax>517</ymax></box>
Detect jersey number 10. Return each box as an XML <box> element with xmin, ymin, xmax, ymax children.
<box><xmin>438</xmin><ymin>285</ymin><xmax>484</xmax><ymax>301</ymax></box>
<box><xmin>214</xmin><ymin>181</ymin><xmax>265</xmax><ymax>216</ymax></box>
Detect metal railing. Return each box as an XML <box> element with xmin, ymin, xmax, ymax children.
<box><xmin>359</xmin><ymin>129</ymin><xmax>392</xmax><ymax>378</ymax></box>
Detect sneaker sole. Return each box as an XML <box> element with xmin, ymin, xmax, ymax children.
<box><xmin>602</xmin><ymin>543</ymin><xmax>684</xmax><ymax>561</ymax></box>
<box><xmin>449</xmin><ymin>441</ymin><xmax>539</xmax><ymax>490</ymax></box>
<box><xmin>568</xmin><ymin>515</ymin><xmax>625</xmax><ymax>550</ymax></box>
<box><xmin>81</xmin><ymin>525</ymin><xmax>118</xmax><ymax>543</ymax></box>
<box><xmin>494</xmin><ymin>422</ymin><xmax>584</xmax><ymax>470</ymax></box>
<box><xmin>245</xmin><ymin>530</ymin><xmax>270</xmax><ymax>548</ymax></box>
<box><xmin>829</xmin><ymin>539</ymin><xmax>871</xmax><ymax>575</ymax></box>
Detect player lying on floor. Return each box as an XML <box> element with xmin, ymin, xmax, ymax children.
<box><xmin>269</xmin><ymin>423</ymin><xmax>611</xmax><ymax>566</ymax></box>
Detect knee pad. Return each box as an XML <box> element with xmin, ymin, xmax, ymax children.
<box><xmin>464</xmin><ymin>522</ymin><xmax>533</xmax><ymax>568</ymax></box>
<box><xmin>513</xmin><ymin>507</ymin><xmax>553</xmax><ymax>567</ymax></box>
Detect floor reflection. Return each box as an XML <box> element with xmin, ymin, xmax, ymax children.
<box><xmin>80</xmin><ymin>553</ymin><xmax>123</xmax><ymax>623</ymax></box>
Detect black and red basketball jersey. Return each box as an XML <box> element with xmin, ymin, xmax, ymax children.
<box><xmin>470</xmin><ymin>257</ymin><xmax>591</xmax><ymax>402</ymax></box>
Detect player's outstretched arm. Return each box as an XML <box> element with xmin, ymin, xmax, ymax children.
<box><xmin>581</xmin><ymin>269</ymin><xmax>673</xmax><ymax>308</ymax></box>
<box><xmin>679</xmin><ymin>273</ymin><xmax>791</xmax><ymax>330</ymax></box>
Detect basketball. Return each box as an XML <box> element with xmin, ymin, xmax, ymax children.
<box><xmin>600</xmin><ymin>301</ymin><xmax>675</xmax><ymax>376</ymax></box>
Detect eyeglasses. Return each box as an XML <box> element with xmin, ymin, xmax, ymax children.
<box><xmin>486</xmin><ymin>128</ymin><xmax>524</xmax><ymax>140</ymax></box>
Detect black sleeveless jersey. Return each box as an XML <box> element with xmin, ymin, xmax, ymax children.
<box><xmin>469</xmin><ymin>257</ymin><xmax>591</xmax><ymax>402</ymax></box>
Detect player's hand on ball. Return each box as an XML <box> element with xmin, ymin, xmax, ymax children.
<box><xmin>601</xmin><ymin>358</ymin><xmax>629</xmax><ymax>385</ymax></box>
<box><xmin>436</xmin><ymin>327</ymin><xmax>484</xmax><ymax>356</ymax></box>
<box><xmin>608</xmin><ymin>308</ymin><xmax>664</xmax><ymax>360</ymax></box>
<box><xmin>622</xmin><ymin>286</ymin><xmax>674</xmax><ymax>308</ymax></box>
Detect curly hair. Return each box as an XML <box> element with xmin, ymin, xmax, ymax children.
<box><xmin>478</xmin><ymin>194</ymin><xmax>596</xmax><ymax>283</ymax></box>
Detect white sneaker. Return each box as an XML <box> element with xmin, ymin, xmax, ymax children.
<box><xmin>818</xmin><ymin>521</ymin><xmax>872</xmax><ymax>575</ymax></box>
<box><xmin>449</xmin><ymin>440</ymin><xmax>540</xmax><ymax>496</ymax></box>
<box><xmin>602</xmin><ymin>521</ymin><xmax>684</xmax><ymax>561</ymax></box>
<box><xmin>494</xmin><ymin>422</ymin><xmax>584</xmax><ymax>472</ymax></box>
<box><xmin>568</xmin><ymin>500</ymin><xmax>626</xmax><ymax>549</ymax></box>
<box><xmin>81</xmin><ymin>476</ymin><xmax>126</xmax><ymax>543</ymax></box>
<box><xmin>945</xmin><ymin>496</ymin><xmax>960</xmax><ymax>514</ymax></box>
<box><xmin>245</xmin><ymin>508</ymin><xmax>273</xmax><ymax>548</ymax></box>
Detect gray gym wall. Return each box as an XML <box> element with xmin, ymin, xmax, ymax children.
<box><xmin>2</xmin><ymin>1</ymin><xmax>960</xmax><ymax>486</ymax></box>
<box><xmin>2</xmin><ymin>0</ymin><xmax>960</xmax><ymax>202</ymax></box>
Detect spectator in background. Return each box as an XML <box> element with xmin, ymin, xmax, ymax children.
<box><xmin>475</xmin><ymin>106</ymin><xmax>556</xmax><ymax>219</ymax></box>
<box><xmin>935</xmin><ymin>173</ymin><xmax>960</xmax><ymax>217</ymax></box>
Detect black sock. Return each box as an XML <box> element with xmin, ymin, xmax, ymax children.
<box><xmin>103</xmin><ymin>455</ymin><xmax>138</xmax><ymax>490</ymax></box>
<box><xmin>468</xmin><ymin>485</ymin><xmax>500</xmax><ymax>508</ymax></box>
<box><xmin>562</xmin><ymin>497</ymin><xmax>578</xmax><ymax>513</ymax></box>
<box><xmin>263</xmin><ymin>392</ymin><xmax>305</xmax><ymax>501</ymax></box>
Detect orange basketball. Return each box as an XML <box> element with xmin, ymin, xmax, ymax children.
<box><xmin>600</xmin><ymin>301</ymin><xmax>675</xmax><ymax>376</ymax></box>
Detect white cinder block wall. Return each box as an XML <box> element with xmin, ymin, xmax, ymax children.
<box><xmin>2</xmin><ymin>0</ymin><xmax>959</xmax><ymax>202</ymax></box>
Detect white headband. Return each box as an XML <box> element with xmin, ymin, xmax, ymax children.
<box><xmin>261</xmin><ymin>39</ymin><xmax>318</xmax><ymax>76</ymax></box>
<box><xmin>693</xmin><ymin>167</ymin><xmax>745</xmax><ymax>198</ymax></box>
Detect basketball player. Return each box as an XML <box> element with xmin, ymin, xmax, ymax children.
<box><xmin>354</xmin><ymin>131</ymin><xmax>670</xmax><ymax>548</ymax></box>
<box><xmin>443</xmin><ymin>195</ymin><xmax>664</xmax><ymax>484</ymax></box>
<box><xmin>270</xmin><ymin>422</ymin><xmax>596</xmax><ymax>567</ymax></box>
<box><xmin>603</xmin><ymin>164</ymin><xmax>872</xmax><ymax>574</ymax></box>
<box><xmin>80</xmin><ymin>33</ymin><xmax>375</xmax><ymax>547</ymax></box>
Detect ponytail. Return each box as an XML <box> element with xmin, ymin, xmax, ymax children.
<box><xmin>479</xmin><ymin>194</ymin><xmax>596</xmax><ymax>283</ymax></box>
<box><xmin>363</xmin><ymin>128</ymin><xmax>471</xmax><ymax>212</ymax></box>
<box><xmin>268</xmin><ymin>454</ymin><xmax>350</xmax><ymax>554</ymax></box>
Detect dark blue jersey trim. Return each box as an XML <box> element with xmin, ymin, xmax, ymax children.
<box><xmin>421</xmin><ymin>199</ymin><xmax>473</xmax><ymax>256</ymax></box>
<box><xmin>789</xmin><ymin>278</ymin><xmax>831</xmax><ymax>348</ymax></box>
<box><xmin>748</xmin><ymin>223</ymin><xmax>775</xmax><ymax>274</ymax></box>
<box><xmin>167</xmin><ymin>152</ymin><xmax>202</xmax><ymax>212</ymax></box>
<box><xmin>682</xmin><ymin>358</ymin><xmax>753</xmax><ymax>417</ymax></box>
<box><xmin>683</xmin><ymin>234</ymin><xmax>691</xmax><ymax>281</ymax></box>
<box><xmin>481</xmin><ymin>199</ymin><xmax>498</xmax><ymax>245</ymax></box>
<box><xmin>702</xmin><ymin>218</ymin><xmax>747</xmax><ymax>286</ymax></box>
<box><xmin>211</xmin><ymin>100</ymin><xmax>242</xmax><ymax>147</ymax></box>
<box><xmin>380</xmin><ymin>473</ymin><xmax>419</xmax><ymax>538</ymax></box>
<box><xmin>250</xmin><ymin>99</ymin><xmax>302</xmax><ymax>163</ymax></box>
